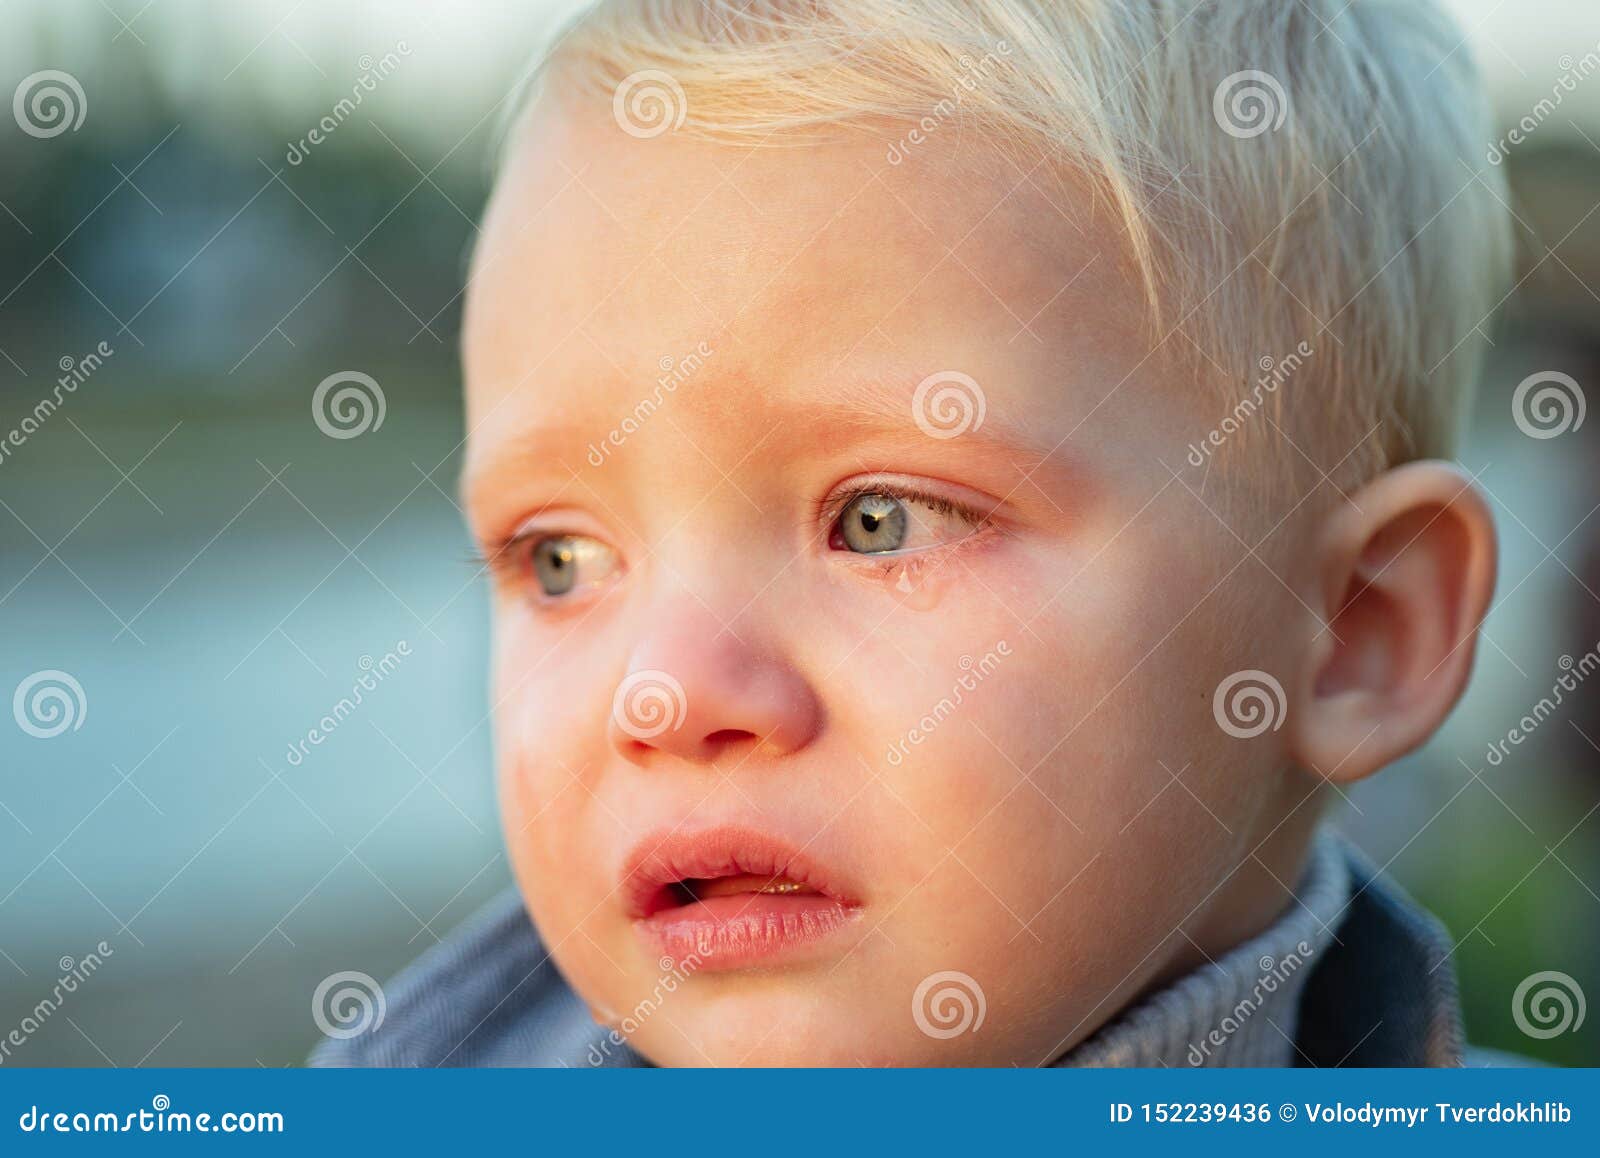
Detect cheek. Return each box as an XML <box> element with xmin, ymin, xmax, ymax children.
<box><xmin>850</xmin><ymin>539</ymin><xmax>1195</xmax><ymax>848</ymax></box>
<box><xmin>494</xmin><ymin>709</ymin><xmax>620</xmax><ymax>1015</ymax></box>
<box><xmin>490</xmin><ymin>597</ymin><xmax>616</xmax><ymax>767</ymax></box>
<box><xmin>490</xmin><ymin>608</ymin><xmax>614</xmax><ymax>901</ymax></box>
<box><xmin>858</xmin><ymin>517</ymin><xmax>1289</xmax><ymax>983</ymax></box>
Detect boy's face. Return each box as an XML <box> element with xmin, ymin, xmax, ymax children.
<box><xmin>461</xmin><ymin>100</ymin><xmax>1316</xmax><ymax>1066</ymax></box>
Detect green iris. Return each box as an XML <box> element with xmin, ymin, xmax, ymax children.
<box><xmin>533</xmin><ymin>536</ymin><xmax>579</xmax><ymax>595</ymax></box>
<box><xmin>839</xmin><ymin>492</ymin><xmax>909</xmax><ymax>554</ymax></box>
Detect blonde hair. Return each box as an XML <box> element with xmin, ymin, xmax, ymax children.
<box><xmin>514</xmin><ymin>0</ymin><xmax>1513</xmax><ymax>481</ymax></box>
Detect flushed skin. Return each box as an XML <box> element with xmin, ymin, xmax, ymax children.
<box><xmin>458</xmin><ymin>98</ymin><xmax>1495</xmax><ymax>1066</ymax></box>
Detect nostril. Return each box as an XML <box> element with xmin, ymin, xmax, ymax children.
<box><xmin>704</xmin><ymin>729</ymin><xmax>758</xmax><ymax>747</ymax></box>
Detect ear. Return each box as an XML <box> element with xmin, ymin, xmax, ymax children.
<box><xmin>1290</xmin><ymin>461</ymin><xmax>1497</xmax><ymax>783</ymax></box>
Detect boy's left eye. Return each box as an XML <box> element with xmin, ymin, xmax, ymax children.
<box><xmin>829</xmin><ymin>490</ymin><xmax>980</xmax><ymax>555</ymax></box>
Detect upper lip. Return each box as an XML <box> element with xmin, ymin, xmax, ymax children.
<box><xmin>619</xmin><ymin>825</ymin><xmax>856</xmax><ymax>918</ymax></box>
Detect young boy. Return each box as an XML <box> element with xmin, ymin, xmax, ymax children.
<box><xmin>314</xmin><ymin>0</ymin><xmax>1512</xmax><ymax>1067</ymax></box>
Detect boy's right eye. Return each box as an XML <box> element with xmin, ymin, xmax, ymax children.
<box><xmin>527</xmin><ymin>534</ymin><xmax>619</xmax><ymax>599</ymax></box>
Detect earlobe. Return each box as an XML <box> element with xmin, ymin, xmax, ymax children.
<box><xmin>1290</xmin><ymin>461</ymin><xmax>1497</xmax><ymax>783</ymax></box>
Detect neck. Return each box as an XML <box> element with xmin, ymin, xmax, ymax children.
<box><xmin>1056</xmin><ymin>826</ymin><xmax>1349</xmax><ymax>1067</ymax></box>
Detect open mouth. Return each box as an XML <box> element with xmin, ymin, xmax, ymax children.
<box><xmin>665</xmin><ymin>873</ymin><xmax>821</xmax><ymax>906</ymax></box>
<box><xmin>621</xmin><ymin>826</ymin><xmax>861</xmax><ymax>970</ymax></box>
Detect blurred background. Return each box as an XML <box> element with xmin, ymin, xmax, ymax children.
<box><xmin>0</xmin><ymin>0</ymin><xmax>1597</xmax><ymax>1067</ymax></box>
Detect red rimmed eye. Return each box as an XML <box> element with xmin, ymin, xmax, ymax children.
<box><xmin>834</xmin><ymin>493</ymin><xmax>909</xmax><ymax>553</ymax></box>
<box><xmin>828</xmin><ymin>488</ymin><xmax>982</xmax><ymax>555</ymax></box>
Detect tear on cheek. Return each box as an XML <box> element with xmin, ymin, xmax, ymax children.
<box><xmin>882</xmin><ymin>552</ymin><xmax>955</xmax><ymax>611</ymax></box>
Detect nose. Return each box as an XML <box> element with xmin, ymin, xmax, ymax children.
<box><xmin>608</xmin><ymin>613</ymin><xmax>821</xmax><ymax>766</ymax></box>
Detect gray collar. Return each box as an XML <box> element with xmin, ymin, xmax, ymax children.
<box><xmin>1061</xmin><ymin>829</ymin><xmax>1346</xmax><ymax>1067</ymax></box>
<box><xmin>310</xmin><ymin>827</ymin><xmax>1464</xmax><ymax>1067</ymax></box>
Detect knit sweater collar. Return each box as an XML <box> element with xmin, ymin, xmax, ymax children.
<box><xmin>311</xmin><ymin>825</ymin><xmax>1472</xmax><ymax>1068</ymax></box>
<box><xmin>1057</xmin><ymin>829</ymin><xmax>1348</xmax><ymax>1067</ymax></box>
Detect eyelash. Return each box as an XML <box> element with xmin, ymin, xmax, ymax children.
<box><xmin>472</xmin><ymin>481</ymin><xmax>994</xmax><ymax>593</ymax></box>
<box><xmin>470</xmin><ymin>539</ymin><xmax>531</xmax><ymax>583</ymax></box>
<box><xmin>816</xmin><ymin>481</ymin><xmax>987</xmax><ymax>542</ymax></box>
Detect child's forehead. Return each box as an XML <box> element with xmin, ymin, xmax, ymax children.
<box><xmin>468</xmin><ymin>100</ymin><xmax>1133</xmax><ymax>348</ymax></box>
<box><xmin>460</xmin><ymin>101</ymin><xmax>1159</xmax><ymax>483</ymax></box>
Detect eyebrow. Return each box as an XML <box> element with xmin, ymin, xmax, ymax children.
<box><xmin>796</xmin><ymin>376</ymin><xmax>1058</xmax><ymax>459</ymax></box>
<box><xmin>460</xmin><ymin>424</ymin><xmax>592</xmax><ymax>512</ymax></box>
<box><xmin>460</xmin><ymin>375</ymin><xmax>1084</xmax><ymax>519</ymax></box>
<box><xmin>782</xmin><ymin>376</ymin><xmax>1089</xmax><ymax>500</ymax></box>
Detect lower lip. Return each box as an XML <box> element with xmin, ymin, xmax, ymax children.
<box><xmin>635</xmin><ymin>893</ymin><xmax>860</xmax><ymax>971</ymax></box>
